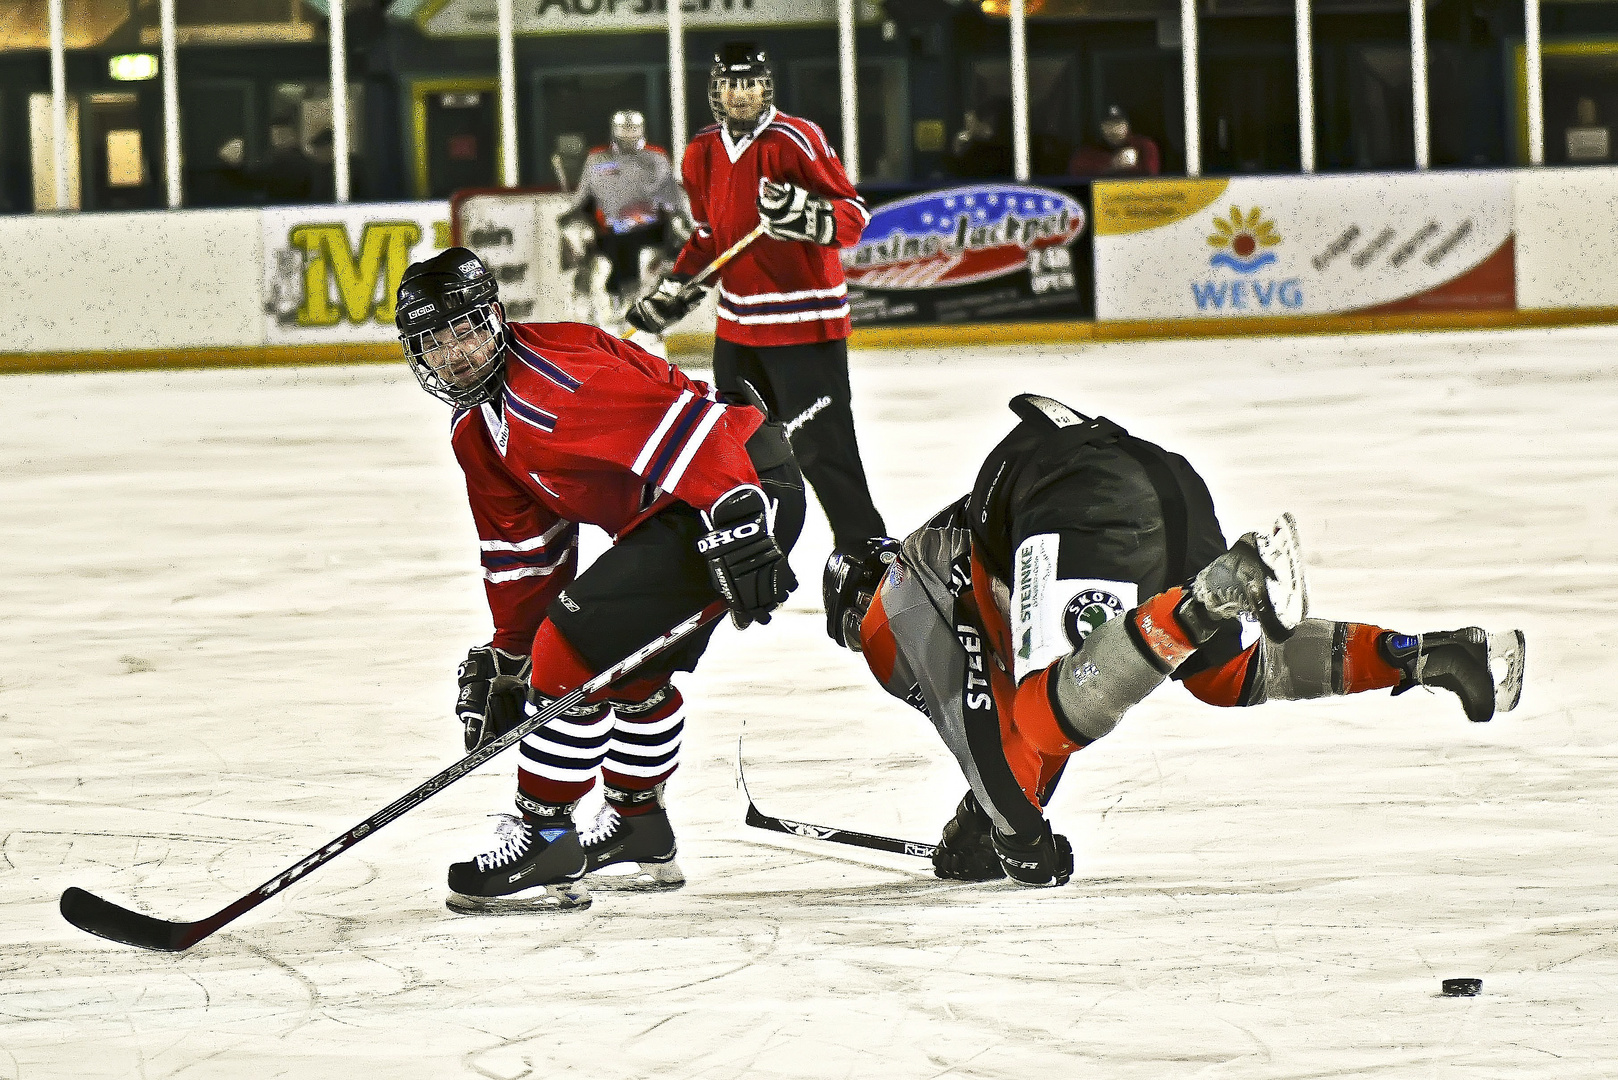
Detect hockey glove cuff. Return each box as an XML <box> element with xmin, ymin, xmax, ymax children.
<box><xmin>698</xmin><ymin>485</ymin><xmax>798</xmax><ymax>629</ymax></box>
<box><xmin>456</xmin><ymin>645</ymin><xmax>532</xmax><ymax>752</ymax></box>
<box><xmin>757</xmin><ymin>179</ymin><xmax>838</xmax><ymax>246</ymax></box>
<box><xmin>626</xmin><ymin>273</ymin><xmax>702</xmax><ymax>335</ymax></box>
<box><xmin>933</xmin><ymin>791</ymin><xmax>1007</xmax><ymax>882</ymax></box>
<box><xmin>991</xmin><ymin>821</ymin><xmax>1074</xmax><ymax>888</ymax></box>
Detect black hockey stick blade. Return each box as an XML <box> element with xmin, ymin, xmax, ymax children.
<box><xmin>60</xmin><ymin>887</ymin><xmax>206</xmax><ymax>952</ymax></box>
<box><xmin>735</xmin><ymin>736</ymin><xmax>937</xmax><ymax>859</ymax></box>
<box><xmin>743</xmin><ymin>801</ymin><xmax>938</xmax><ymax>860</ymax></box>
<box><xmin>61</xmin><ymin>601</ymin><xmax>728</xmax><ymax>951</ymax></box>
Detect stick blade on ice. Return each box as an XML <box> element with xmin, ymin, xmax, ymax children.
<box><xmin>59</xmin><ymin>887</ymin><xmax>196</xmax><ymax>952</ymax></box>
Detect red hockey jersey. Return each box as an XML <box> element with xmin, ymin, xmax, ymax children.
<box><xmin>451</xmin><ymin>320</ymin><xmax>765</xmax><ymax>653</ymax></box>
<box><xmin>673</xmin><ymin>107</ymin><xmax>870</xmax><ymax>347</ymax></box>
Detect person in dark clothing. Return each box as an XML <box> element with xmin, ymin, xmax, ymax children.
<box><xmin>1069</xmin><ymin>105</ymin><xmax>1161</xmax><ymax>178</ymax></box>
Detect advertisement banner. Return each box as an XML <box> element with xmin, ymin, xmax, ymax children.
<box><xmin>422</xmin><ymin>0</ymin><xmax>882</xmax><ymax>36</ymax></box>
<box><xmin>453</xmin><ymin>188</ymin><xmax>572</xmax><ymax>324</ymax></box>
<box><xmin>845</xmin><ymin>182</ymin><xmax>1094</xmax><ymax>326</ymax></box>
<box><xmin>1093</xmin><ymin>174</ymin><xmax>1514</xmax><ymax>320</ymax></box>
<box><xmin>261</xmin><ymin>202</ymin><xmax>452</xmax><ymax>345</ymax></box>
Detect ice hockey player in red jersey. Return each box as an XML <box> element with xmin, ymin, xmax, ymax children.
<box><xmin>627</xmin><ymin>41</ymin><xmax>887</xmax><ymax>555</ymax></box>
<box><xmin>396</xmin><ymin>246</ymin><xmax>805</xmax><ymax>913</ymax></box>
<box><xmin>823</xmin><ymin>395</ymin><xmax>1526</xmax><ymax>887</ymax></box>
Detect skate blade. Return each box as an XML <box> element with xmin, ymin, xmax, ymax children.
<box><xmin>1488</xmin><ymin>630</ymin><xmax>1526</xmax><ymax>716</ymax></box>
<box><xmin>583</xmin><ymin>858</ymin><xmax>685</xmax><ymax>892</ymax></box>
<box><xmin>1252</xmin><ymin>512</ymin><xmax>1309</xmax><ymax>637</ymax></box>
<box><xmin>446</xmin><ymin>881</ymin><xmax>592</xmax><ymax>915</ymax></box>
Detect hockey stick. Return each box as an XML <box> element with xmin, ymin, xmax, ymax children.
<box><xmin>685</xmin><ymin>221</ymin><xmax>768</xmax><ymax>292</ymax></box>
<box><xmin>734</xmin><ymin>737</ymin><xmax>938</xmax><ymax>860</ymax></box>
<box><xmin>60</xmin><ymin>600</ymin><xmax>729</xmax><ymax>952</ymax></box>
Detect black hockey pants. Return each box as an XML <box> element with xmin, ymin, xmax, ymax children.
<box><xmin>712</xmin><ymin>337</ymin><xmax>886</xmax><ymax>551</ymax></box>
<box><xmin>546</xmin><ymin>417</ymin><xmax>805</xmax><ymax>678</ymax></box>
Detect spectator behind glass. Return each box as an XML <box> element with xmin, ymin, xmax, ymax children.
<box><xmin>1565</xmin><ymin>97</ymin><xmax>1611</xmax><ymax>164</ymax></box>
<box><xmin>943</xmin><ymin>98</ymin><xmax>1069</xmax><ymax>178</ymax></box>
<box><xmin>1069</xmin><ymin>105</ymin><xmax>1161</xmax><ymax>178</ymax></box>
<box><xmin>261</xmin><ymin>120</ymin><xmax>317</xmax><ymax>205</ymax></box>
<box><xmin>192</xmin><ymin>137</ymin><xmax>263</xmax><ymax>206</ymax></box>
<box><xmin>307</xmin><ymin>127</ymin><xmax>366</xmax><ymax>202</ymax></box>
<box><xmin>945</xmin><ymin>98</ymin><xmax>1014</xmax><ymax>179</ymax></box>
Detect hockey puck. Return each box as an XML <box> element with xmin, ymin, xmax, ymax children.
<box><xmin>1441</xmin><ymin>978</ymin><xmax>1482</xmax><ymax>997</ymax></box>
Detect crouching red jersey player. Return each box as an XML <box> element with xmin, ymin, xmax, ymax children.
<box><xmin>397</xmin><ymin>246</ymin><xmax>805</xmax><ymax>913</ymax></box>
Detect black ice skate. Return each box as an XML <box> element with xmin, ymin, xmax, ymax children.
<box><xmin>1382</xmin><ymin>627</ymin><xmax>1526</xmax><ymax>723</ymax></box>
<box><xmin>446</xmin><ymin>814</ymin><xmax>591</xmax><ymax>914</ymax></box>
<box><xmin>579</xmin><ymin>805</ymin><xmax>685</xmax><ymax>892</ymax></box>
<box><xmin>1189</xmin><ymin>512</ymin><xmax>1309</xmax><ymax>640</ymax></box>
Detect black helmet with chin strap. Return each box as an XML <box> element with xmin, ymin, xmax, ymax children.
<box><xmin>709</xmin><ymin>41</ymin><xmax>774</xmax><ymax>129</ymax></box>
<box><xmin>823</xmin><ymin>537</ymin><xmax>903</xmax><ymax>650</ymax></box>
<box><xmin>395</xmin><ymin>247</ymin><xmax>507</xmax><ymax>408</ymax></box>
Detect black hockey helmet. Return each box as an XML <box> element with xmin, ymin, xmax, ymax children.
<box><xmin>396</xmin><ymin>246</ymin><xmax>507</xmax><ymax>408</ymax></box>
<box><xmin>709</xmin><ymin>41</ymin><xmax>774</xmax><ymax>128</ymax></box>
<box><xmin>823</xmin><ymin>537</ymin><xmax>903</xmax><ymax>650</ymax></box>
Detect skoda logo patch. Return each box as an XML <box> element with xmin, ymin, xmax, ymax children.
<box><xmin>1063</xmin><ymin>589</ymin><xmax>1125</xmax><ymax>647</ymax></box>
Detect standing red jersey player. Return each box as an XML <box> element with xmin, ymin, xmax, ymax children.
<box><xmin>628</xmin><ymin>42</ymin><xmax>886</xmax><ymax>554</ymax></box>
<box><xmin>395</xmin><ymin>246</ymin><xmax>805</xmax><ymax>914</ymax></box>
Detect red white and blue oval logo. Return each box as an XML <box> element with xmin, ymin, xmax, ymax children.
<box><xmin>842</xmin><ymin>185</ymin><xmax>1086</xmax><ymax>291</ymax></box>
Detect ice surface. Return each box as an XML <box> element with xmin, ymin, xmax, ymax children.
<box><xmin>3</xmin><ymin>328</ymin><xmax>1615</xmax><ymax>1078</ymax></box>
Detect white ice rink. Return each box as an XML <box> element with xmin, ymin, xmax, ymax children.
<box><xmin>3</xmin><ymin>327</ymin><xmax>1615</xmax><ymax>1079</ymax></box>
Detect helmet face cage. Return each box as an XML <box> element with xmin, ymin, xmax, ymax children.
<box><xmin>400</xmin><ymin>301</ymin><xmax>507</xmax><ymax>408</ymax></box>
<box><xmin>610</xmin><ymin>110</ymin><xmax>646</xmax><ymax>152</ymax></box>
<box><xmin>709</xmin><ymin>47</ymin><xmax>773</xmax><ymax>128</ymax></box>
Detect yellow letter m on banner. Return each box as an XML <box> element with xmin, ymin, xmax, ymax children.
<box><xmin>290</xmin><ymin>222</ymin><xmax>423</xmax><ymax>328</ymax></box>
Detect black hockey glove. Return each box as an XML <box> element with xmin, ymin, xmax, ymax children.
<box><xmin>991</xmin><ymin>821</ymin><xmax>1074</xmax><ymax>888</ymax></box>
<box><xmin>698</xmin><ymin>486</ymin><xmax>798</xmax><ymax>629</ymax></box>
<box><xmin>456</xmin><ymin>645</ymin><xmax>532</xmax><ymax>752</ymax></box>
<box><xmin>626</xmin><ymin>274</ymin><xmax>703</xmax><ymax>335</ymax></box>
<box><xmin>757</xmin><ymin>179</ymin><xmax>838</xmax><ymax>246</ymax></box>
<box><xmin>933</xmin><ymin>791</ymin><xmax>1007</xmax><ymax>882</ymax></box>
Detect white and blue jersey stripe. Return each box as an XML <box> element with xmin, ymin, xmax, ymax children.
<box><xmin>509</xmin><ymin>336</ymin><xmax>582</xmax><ymax>392</ymax></box>
<box><xmin>503</xmin><ymin>386</ymin><xmax>558</xmax><ymax>433</ymax></box>
<box><xmin>630</xmin><ymin>389</ymin><xmax>729</xmax><ymax>494</ymax></box>
<box><xmin>717</xmin><ymin>283</ymin><xmax>850</xmax><ymax>326</ymax></box>
<box><xmin>479</xmin><ymin>519</ymin><xmax>578</xmax><ymax>584</ymax></box>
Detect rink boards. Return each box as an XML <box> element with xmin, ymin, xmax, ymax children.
<box><xmin>2</xmin><ymin>167</ymin><xmax>1618</xmax><ymax>371</ymax></box>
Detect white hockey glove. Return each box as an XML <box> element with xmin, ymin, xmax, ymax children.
<box><xmin>757</xmin><ymin>179</ymin><xmax>838</xmax><ymax>246</ymax></box>
<box><xmin>698</xmin><ymin>486</ymin><xmax>798</xmax><ymax>629</ymax></box>
<box><xmin>456</xmin><ymin>645</ymin><xmax>531</xmax><ymax>752</ymax></box>
<box><xmin>626</xmin><ymin>273</ymin><xmax>704</xmax><ymax>336</ymax></box>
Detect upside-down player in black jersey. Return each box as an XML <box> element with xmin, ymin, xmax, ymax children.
<box><xmin>823</xmin><ymin>394</ymin><xmax>1527</xmax><ymax>887</ymax></box>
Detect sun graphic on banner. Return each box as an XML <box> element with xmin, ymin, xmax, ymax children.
<box><xmin>1206</xmin><ymin>206</ymin><xmax>1282</xmax><ymax>272</ymax></box>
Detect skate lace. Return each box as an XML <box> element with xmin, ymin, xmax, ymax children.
<box><xmin>579</xmin><ymin>804</ymin><xmax>622</xmax><ymax>849</ymax></box>
<box><xmin>474</xmin><ymin>814</ymin><xmax>532</xmax><ymax>871</ymax></box>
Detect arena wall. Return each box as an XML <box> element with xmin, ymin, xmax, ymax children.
<box><xmin>1</xmin><ymin>168</ymin><xmax>1615</xmax><ymax>372</ymax></box>
<box><xmin>1514</xmin><ymin>168</ymin><xmax>1618</xmax><ymax>310</ymax></box>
